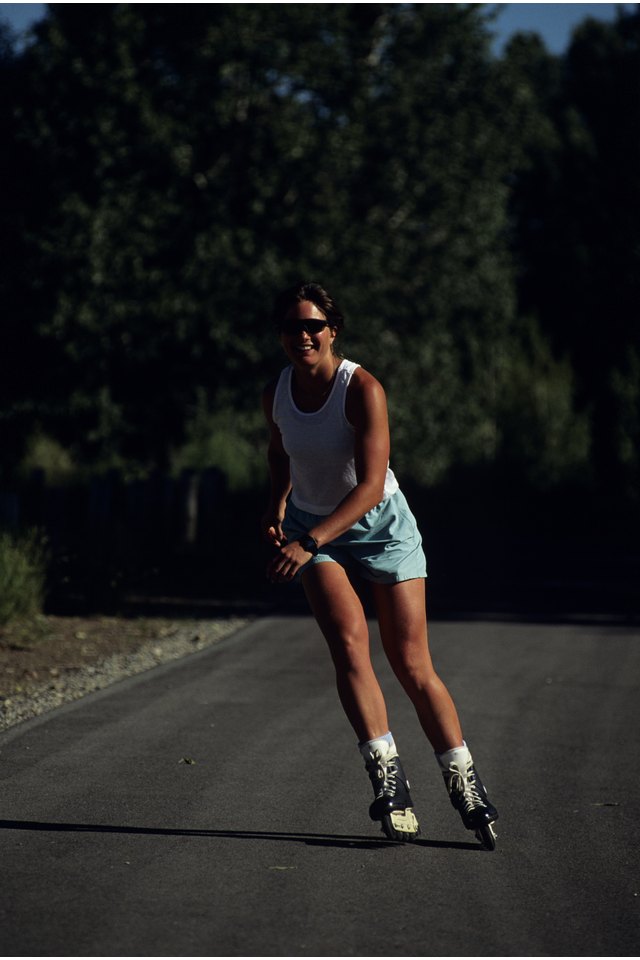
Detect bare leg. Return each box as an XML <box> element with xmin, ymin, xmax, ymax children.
<box><xmin>372</xmin><ymin>578</ymin><xmax>463</xmax><ymax>754</ymax></box>
<box><xmin>302</xmin><ymin>562</ymin><xmax>389</xmax><ymax>742</ymax></box>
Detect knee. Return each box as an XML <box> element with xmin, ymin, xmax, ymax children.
<box><xmin>326</xmin><ymin>626</ymin><xmax>371</xmax><ymax>674</ymax></box>
<box><xmin>388</xmin><ymin>645</ymin><xmax>438</xmax><ymax>694</ymax></box>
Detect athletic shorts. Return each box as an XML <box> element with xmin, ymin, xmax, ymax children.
<box><xmin>282</xmin><ymin>489</ymin><xmax>427</xmax><ymax>584</ymax></box>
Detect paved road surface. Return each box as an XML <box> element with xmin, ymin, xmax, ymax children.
<box><xmin>1</xmin><ymin>615</ymin><xmax>639</xmax><ymax>956</ymax></box>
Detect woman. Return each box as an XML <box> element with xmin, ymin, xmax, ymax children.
<box><xmin>261</xmin><ymin>281</ymin><xmax>498</xmax><ymax>846</ymax></box>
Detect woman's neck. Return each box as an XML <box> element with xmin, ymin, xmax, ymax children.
<box><xmin>291</xmin><ymin>356</ymin><xmax>341</xmax><ymax>410</ymax></box>
<box><xmin>294</xmin><ymin>356</ymin><xmax>340</xmax><ymax>394</ymax></box>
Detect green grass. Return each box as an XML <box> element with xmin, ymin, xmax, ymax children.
<box><xmin>0</xmin><ymin>529</ymin><xmax>48</xmax><ymax>626</ymax></box>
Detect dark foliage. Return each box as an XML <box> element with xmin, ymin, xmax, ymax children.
<box><xmin>1</xmin><ymin>3</ymin><xmax>638</xmax><ymax>511</ymax></box>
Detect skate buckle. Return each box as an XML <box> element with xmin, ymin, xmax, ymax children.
<box><xmin>389</xmin><ymin>808</ymin><xmax>419</xmax><ymax>835</ymax></box>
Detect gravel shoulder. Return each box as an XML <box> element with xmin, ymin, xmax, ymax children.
<box><xmin>0</xmin><ymin>613</ymin><xmax>251</xmax><ymax>732</ymax></box>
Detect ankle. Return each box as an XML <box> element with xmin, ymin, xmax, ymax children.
<box><xmin>358</xmin><ymin>731</ymin><xmax>397</xmax><ymax>763</ymax></box>
<box><xmin>436</xmin><ymin>741</ymin><xmax>471</xmax><ymax>771</ymax></box>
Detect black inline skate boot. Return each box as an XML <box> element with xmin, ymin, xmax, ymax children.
<box><xmin>364</xmin><ymin>744</ymin><xmax>420</xmax><ymax>842</ymax></box>
<box><xmin>440</xmin><ymin>751</ymin><xmax>498</xmax><ymax>850</ymax></box>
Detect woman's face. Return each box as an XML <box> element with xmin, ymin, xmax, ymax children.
<box><xmin>279</xmin><ymin>300</ymin><xmax>336</xmax><ymax>368</ymax></box>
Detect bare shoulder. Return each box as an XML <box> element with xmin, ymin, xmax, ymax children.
<box><xmin>262</xmin><ymin>376</ymin><xmax>280</xmax><ymax>420</ymax></box>
<box><xmin>263</xmin><ymin>376</ymin><xmax>279</xmax><ymax>400</ymax></box>
<box><xmin>349</xmin><ymin>366</ymin><xmax>387</xmax><ymax>400</ymax></box>
<box><xmin>346</xmin><ymin>365</ymin><xmax>388</xmax><ymax>426</ymax></box>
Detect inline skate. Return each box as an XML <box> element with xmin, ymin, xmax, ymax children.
<box><xmin>440</xmin><ymin>751</ymin><xmax>498</xmax><ymax>850</ymax></box>
<box><xmin>364</xmin><ymin>743</ymin><xmax>420</xmax><ymax>842</ymax></box>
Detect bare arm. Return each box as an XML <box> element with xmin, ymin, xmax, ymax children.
<box><xmin>261</xmin><ymin>380</ymin><xmax>291</xmax><ymax>547</ymax></box>
<box><xmin>308</xmin><ymin>368</ymin><xmax>390</xmax><ymax>547</ymax></box>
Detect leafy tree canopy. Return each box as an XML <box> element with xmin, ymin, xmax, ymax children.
<box><xmin>0</xmin><ymin>3</ymin><xmax>638</xmax><ymax>505</ymax></box>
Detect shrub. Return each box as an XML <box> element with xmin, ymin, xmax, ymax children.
<box><xmin>19</xmin><ymin>432</ymin><xmax>77</xmax><ymax>484</ymax></box>
<box><xmin>172</xmin><ymin>395</ymin><xmax>267</xmax><ymax>492</ymax></box>
<box><xmin>0</xmin><ymin>529</ymin><xmax>48</xmax><ymax>625</ymax></box>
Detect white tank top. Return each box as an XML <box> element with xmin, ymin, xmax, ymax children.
<box><xmin>272</xmin><ymin>358</ymin><xmax>399</xmax><ymax>515</ymax></box>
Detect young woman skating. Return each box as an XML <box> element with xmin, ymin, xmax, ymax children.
<box><xmin>261</xmin><ymin>281</ymin><xmax>498</xmax><ymax>846</ymax></box>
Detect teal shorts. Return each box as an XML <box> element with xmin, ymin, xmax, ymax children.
<box><xmin>283</xmin><ymin>489</ymin><xmax>427</xmax><ymax>584</ymax></box>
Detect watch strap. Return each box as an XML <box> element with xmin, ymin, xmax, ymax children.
<box><xmin>299</xmin><ymin>534</ymin><xmax>319</xmax><ymax>556</ymax></box>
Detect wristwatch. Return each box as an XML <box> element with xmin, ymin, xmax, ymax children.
<box><xmin>298</xmin><ymin>534</ymin><xmax>319</xmax><ymax>556</ymax></box>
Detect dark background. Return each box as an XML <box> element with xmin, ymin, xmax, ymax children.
<box><xmin>1</xmin><ymin>4</ymin><xmax>638</xmax><ymax>617</ymax></box>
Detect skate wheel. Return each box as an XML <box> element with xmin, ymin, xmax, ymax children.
<box><xmin>475</xmin><ymin>822</ymin><xmax>497</xmax><ymax>850</ymax></box>
<box><xmin>381</xmin><ymin>808</ymin><xmax>420</xmax><ymax>842</ymax></box>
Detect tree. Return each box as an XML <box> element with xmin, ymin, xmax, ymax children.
<box><xmin>504</xmin><ymin>6</ymin><xmax>640</xmax><ymax>500</ymax></box>
<box><xmin>1</xmin><ymin>2</ymin><xmax>621</xmax><ymax>503</ymax></box>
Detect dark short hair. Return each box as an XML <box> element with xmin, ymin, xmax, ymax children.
<box><xmin>270</xmin><ymin>281</ymin><xmax>345</xmax><ymax>333</ymax></box>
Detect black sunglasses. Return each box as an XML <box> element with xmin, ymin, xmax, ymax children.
<box><xmin>280</xmin><ymin>319</ymin><xmax>331</xmax><ymax>336</ymax></box>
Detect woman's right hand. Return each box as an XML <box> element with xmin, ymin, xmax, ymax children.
<box><xmin>261</xmin><ymin>510</ymin><xmax>285</xmax><ymax>548</ymax></box>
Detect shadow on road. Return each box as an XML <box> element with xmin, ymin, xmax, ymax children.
<box><xmin>104</xmin><ymin>587</ymin><xmax>638</xmax><ymax>627</ymax></box>
<box><xmin>0</xmin><ymin>818</ymin><xmax>480</xmax><ymax>851</ymax></box>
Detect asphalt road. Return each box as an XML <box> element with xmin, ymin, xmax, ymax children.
<box><xmin>1</xmin><ymin>613</ymin><xmax>639</xmax><ymax>957</ymax></box>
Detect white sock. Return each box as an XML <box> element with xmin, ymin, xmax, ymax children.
<box><xmin>436</xmin><ymin>741</ymin><xmax>471</xmax><ymax>771</ymax></box>
<box><xmin>358</xmin><ymin>731</ymin><xmax>397</xmax><ymax>762</ymax></box>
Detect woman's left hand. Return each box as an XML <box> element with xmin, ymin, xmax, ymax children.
<box><xmin>267</xmin><ymin>540</ymin><xmax>313</xmax><ymax>582</ymax></box>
